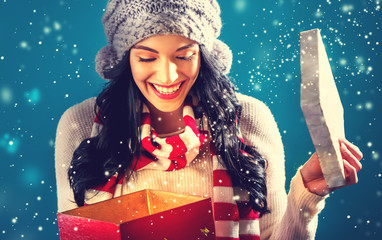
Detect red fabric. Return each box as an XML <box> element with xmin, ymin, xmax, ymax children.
<box><xmin>166</xmin><ymin>134</ymin><xmax>188</xmax><ymax>170</ymax></box>
<box><xmin>213</xmin><ymin>202</ymin><xmax>240</xmax><ymax>221</ymax></box>
<box><xmin>216</xmin><ymin>237</ymin><xmax>240</xmax><ymax>240</ymax></box>
<box><xmin>92</xmin><ymin>175</ymin><xmax>117</xmax><ymax>194</ymax></box>
<box><xmin>89</xmin><ymin>96</ymin><xmax>260</xmax><ymax>239</ymax></box>
<box><xmin>213</xmin><ymin>170</ymin><xmax>234</xmax><ymax>187</ymax></box>
<box><xmin>239</xmin><ymin>235</ymin><xmax>261</xmax><ymax>240</ymax></box>
<box><xmin>141</xmin><ymin>112</ymin><xmax>150</xmax><ymax>125</ymax></box>
<box><xmin>94</xmin><ymin>110</ymin><xmax>102</xmax><ymax>124</ymax></box>
<box><xmin>237</xmin><ymin>202</ymin><xmax>259</xmax><ymax>220</ymax></box>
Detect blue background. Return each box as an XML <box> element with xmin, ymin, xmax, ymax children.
<box><xmin>0</xmin><ymin>0</ymin><xmax>381</xmax><ymax>239</ymax></box>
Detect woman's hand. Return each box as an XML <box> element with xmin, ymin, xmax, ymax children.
<box><xmin>300</xmin><ymin>138</ymin><xmax>363</xmax><ymax>196</ymax></box>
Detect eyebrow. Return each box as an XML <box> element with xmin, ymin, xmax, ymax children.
<box><xmin>132</xmin><ymin>43</ymin><xmax>197</xmax><ymax>53</ymax></box>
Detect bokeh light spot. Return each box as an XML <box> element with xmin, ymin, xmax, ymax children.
<box><xmin>1</xmin><ymin>86</ymin><xmax>13</xmax><ymax>104</ymax></box>
<box><xmin>234</xmin><ymin>0</ymin><xmax>247</xmax><ymax>12</ymax></box>
<box><xmin>0</xmin><ymin>134</ymin><xmax>19</xmax><ymax>154</ymax></box>
<box><xmin>24</xmin><ymin>88</ymin><xmax>41</xmax><ymax>104</ymax></box>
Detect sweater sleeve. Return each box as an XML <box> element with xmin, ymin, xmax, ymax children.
<box><xmin>237</xmin><ymin>93</ymin><xmax>328</xmax><ymax>240</ymax></box>
<box><xmin>54</xmin><ymin>97</ymin><xmax>96</xmax><ymax>213</ymax></box>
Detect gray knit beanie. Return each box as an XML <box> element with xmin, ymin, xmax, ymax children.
<box><xmin>95</xmin><ymin>0</ymin><xmax>233</xmax><ymax>80</ymax></box>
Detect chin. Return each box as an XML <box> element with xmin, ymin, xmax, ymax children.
<box><xmin>154</xmin><ymin>100</ymin><xmax>183</xmax><ymax>112</ymax></box>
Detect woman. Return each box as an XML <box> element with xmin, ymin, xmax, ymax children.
<box><xmin>55</xmin><ymin>0</ymin><xmax>362</xmax><ymax>239</ymax></box>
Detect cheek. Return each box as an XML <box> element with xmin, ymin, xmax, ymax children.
<box><xmin>130</xmin><ymin>64</ymin><xmax>149</xmax><ymax>98</ymax></box>
<box><xmin>130</xmin><ymin>61</ymin><xmax>148</xmax><ymax>85</ymax></box>
<box><xmin>183</xmin><ymin>60</ymin><xmax>200</xmax><ymax>80</ymax></box>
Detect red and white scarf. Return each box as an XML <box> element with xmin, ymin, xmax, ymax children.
<box><xmin>88</xmin><ymin>97</ymin><xmax>260</xmax><ymax>239</ymax></box>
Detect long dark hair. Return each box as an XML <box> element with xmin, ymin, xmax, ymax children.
<box><xmin>68</xmin><ymin>46</ymin><xmax>270</xmax><ymax>216</ymax></box>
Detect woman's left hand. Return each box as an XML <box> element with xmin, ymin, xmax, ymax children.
<box><xmin>300</xmin><ymin>138</ymin><xmax>363</xmax><ymax>196</ymax></box>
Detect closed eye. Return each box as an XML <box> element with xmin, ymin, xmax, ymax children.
<box><xmin>138</xmin><ymin>53</ymin><xmax>196</xmax><ymax>62</ymax></box>
<box><xmin>138</xmin><ymin>57</ymin><xmax>156</xmax><ymax>62</ymax></box>
<box><xmin>176</xmin><ymin>53</ymin><xmax>195</xmax><ymax>61</ymax></box>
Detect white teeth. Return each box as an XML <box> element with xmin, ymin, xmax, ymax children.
<box><xmin>152</xmin><ymin>83</ymin><xmax>182</xmax><ymax>95</ymax></box>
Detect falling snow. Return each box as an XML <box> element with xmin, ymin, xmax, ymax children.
<box><xmin>0</xmin><ymin>0</ymin><xmax>381</xmax><ymax>239</ymax></box>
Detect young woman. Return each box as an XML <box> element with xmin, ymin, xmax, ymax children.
<box><xmin>55</xmin><ymin>0</ymin><xmax>362</xmax><ymax>239</ymax></box>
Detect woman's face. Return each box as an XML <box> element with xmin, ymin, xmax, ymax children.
<box><xmin>130</xmin><ymin>35</ymin><xmax>201</xmax><ymax>112</ymax></box>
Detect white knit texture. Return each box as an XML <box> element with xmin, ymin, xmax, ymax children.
<box><xmin>95</xmin><ymin>0</ymin><xmax>234</xmax><ymax>79</ymax></box>
<box><xmin>55</xmin><ymin>93</ymin><xmax>327</xmax><ymax>239</ymax></box>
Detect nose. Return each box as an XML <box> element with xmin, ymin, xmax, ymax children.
<box><xmin>156</xmin><ymin>59</ymin><xmax>179</xmax><ymax>85</ymax></box>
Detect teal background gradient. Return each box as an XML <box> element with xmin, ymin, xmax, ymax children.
<box><xmin>0</xmin><ymin>0</ymin><xmax>381</xmax><ymax>239</ymax></box>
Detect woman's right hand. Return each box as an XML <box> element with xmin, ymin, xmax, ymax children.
<box><xmin>300</xmin><ymin>138</ymin><xmax>363</xmax><ymax>196</ymax></box>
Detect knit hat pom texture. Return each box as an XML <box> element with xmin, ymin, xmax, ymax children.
<box><xmin>95</xmin><ymin>0</ymin><xmax>233</xmax><ymax>80</ymax></box>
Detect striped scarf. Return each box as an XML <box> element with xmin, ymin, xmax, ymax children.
<box><xmin>87</xmin><ymin>97</ymin><xmax>260</xmax><ymax>239</ymax></box>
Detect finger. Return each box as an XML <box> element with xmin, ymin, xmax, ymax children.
<box><xmin>339</xmin><ymin>138</ymin><xmax>363</xmax><ymax>160</ymax></box>
<box><xmin>343</xmin><ymin>160</ymin><xmax>358</xmax><ymax>186</ymax></box>
<box><xmin>340</xmin><ymin>143</ymin><xmax>362</xmax><ymax>172</ymax></box>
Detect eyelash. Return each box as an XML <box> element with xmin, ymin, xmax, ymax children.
<box><xmin>177</xmin><ymin>54</ymin><xmax>195</xmax><ymax>61</ymax></box>
<box><xmin>138</xmin><ymin>53</ymin><xmax>195</xmax><ymax>62</ymax></box>
<box><xmin>138</xmin><ymin>57</ymin><xmax>155</xmax><ymax>62</ymax></box>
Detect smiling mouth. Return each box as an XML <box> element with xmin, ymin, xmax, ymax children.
<box><xmin>150</xmin><ymin>82</ymin><xmax>183</xmax><ymax>95</ymax></box>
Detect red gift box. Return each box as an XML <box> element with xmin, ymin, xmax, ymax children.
<box><xmin>57</xmin><ymin>189</ymin><xmax>215</xmax><ymax>239</ymax></box>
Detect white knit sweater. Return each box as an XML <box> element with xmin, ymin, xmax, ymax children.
<box><xmin>55</xmin><ymin>93</ymin><xmax>327</xmax><ymax>240</ymax></box>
